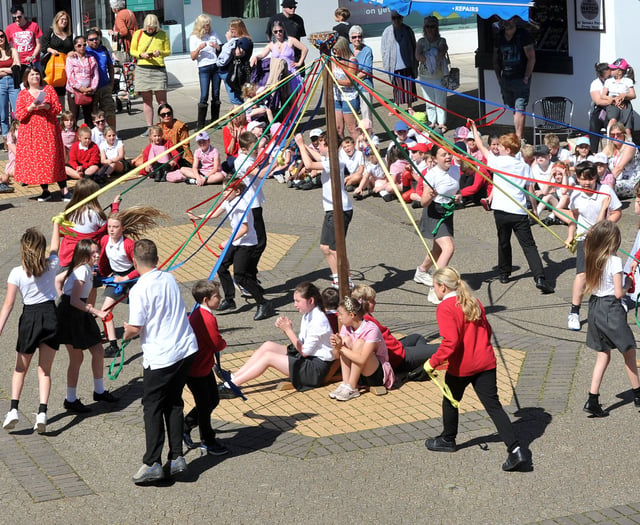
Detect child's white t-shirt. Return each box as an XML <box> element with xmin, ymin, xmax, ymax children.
<box><xmin>339</xmin><ymin>149</ymin><xmax>364</xmax><ymax>175</ymax></box>
<box><xmin>7</xmin><ymin>255</ymin><xmax>59</xmax><ymax>305</ymax></box>
<box><xmin>593</xmin><ymin>255</ymin><xmax>622</xmax><ymax>297</ymax></box>
<box><xmin>73</xmin><ymin>209</ymin><xmax>106</xmax><ymax>235</ymax></box>
<box><xmin>62</xmin><ymin>264</ymin><xmax>93</xmax><ymax>299</ymax></box>
<box><xmin>100</xmin><ymin>139</ymin><xmax>124</xmax><ymax>161</ymax></box>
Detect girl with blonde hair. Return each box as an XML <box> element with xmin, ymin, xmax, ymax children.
<box><xmin>331</xmin><ymin>36</ymin><xmax>359</xmax><ymax>139</ymax></box>
<box><xmin>190</xmin><ymin>14</ymin><xmax>222</xmax><ymax>128</ymax></box>
<box><xmin>424</xmin><ymin>266</ymin><xmax>527</xmax><ymax>472</ymax></box>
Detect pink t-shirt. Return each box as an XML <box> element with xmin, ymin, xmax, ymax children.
<box><xmin>339</xmin><ymin>320</ymin><xmax>395</xmax><ymax>388</ymax></box>
<box><xmin>195</xmin><ymin>145</ymin><xmax>220</xmax><ymax>173</ymax></box>
<box><xmin>149</xmin><ymin>143</ymin><xmax>170</xmax><ymax>164</ymax></box>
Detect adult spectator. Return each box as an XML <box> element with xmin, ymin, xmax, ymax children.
<box><xmin>589</xmin><ymin>62</ymin><xmax>611</xmax><ymax>153</ymax></box>
<box><xmin>130</xmin><ymin>14</ymin><xmax>170</xmax><ymax>134</ymax></box>
<box><xmin>603</xmin><ymin>121</ymin><xmax>640</xmax><ymax>199</ymax></box>
<box><xmin>493</xmin><ymin>16</ymin><xmax>535</xmax><ymax>141</ymax></box>
<box><xmin>190</xmin><ymin>14</ymin><xmax>222</xmax><ymax>130</ymax></box>
<box><xmin>157</xmin><ymin>103</ymin><xmax>193</xmax><ymax>167</ymax></box>
<box><xmin>217</xmin><ymin>19</ymin><xmax>253</xmax><ymax>107</ymax></box>
<box><xmin>251</xmin><ymin>20</ymin><xmax>307</xmax><ymax>76</ymax></box>
<box><xmin>84</xmin><ymin>28</ymin><xmax>116</xmax><ymax>129</ymax></box>
<box><xmin>65</xmin><ymin>36</ymin><xmax>98</xmax><ymax>126</ymax></box>
<box><xmin>109</xmin><ymin>0</ymin><xmax>138</xmax><ymax>63</ymax></box>
<box><xmin>6</xmin><ymin>4</ymin><xmax>42</xmax><ymax>69</ymax></box>
<box><xmin>266</xmin><ymin>0</ymin><xmax>306</xmax><ymax>72</ymax></box>
<box><xmin>416</xmin><ymin>15</ymin><xmax>448</xmax><ymax>133</ymax></box>
<box><xmin>14</xmin><ymin>66</ymin><xmax>68</xmax><ymax>202</ymax></box>
<box><xmin>40</xmin><ymin>11</ymin><xmax>73</xmax><ymax>109</ymax></box>
<box><xmin>349</xmin><ymin>25</ymin><xmax>373</xmax><ymax>122</ymax></box>
<box><xmin>0</xmin><ymin>29</ymin><xmax>19</xmax><ymax>145</ymax></box>
<box><xmin>381</xmin><ymin>11</ymin><xmax>417</xmax><ymax>112</ymax></box>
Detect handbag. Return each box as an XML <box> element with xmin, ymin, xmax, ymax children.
<box><xmin>44</xmin><ymin>52</ymin><xmax>67</xmax><ymax>87</ymax></box>
<box><xmin>441</xmin><ymin>52</ymin><xmax>460</xmax><ymax>91</ymax></box>
<box><xmin>227</xmin><ymin>58</ymin><xmax>251</xmax><ymax>92</ymax></box>
<box><xmin>74</xmin><ymin>89</ymin><xmax>92</xmax><ymax>106</ymax></box>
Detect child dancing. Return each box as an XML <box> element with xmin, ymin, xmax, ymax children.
<box><xmin>424</xmin><ymin>266</ymin><xmax>527</xmax><ymax>472</ymax></box>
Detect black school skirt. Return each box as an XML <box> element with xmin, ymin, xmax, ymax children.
<box><xmin>17</xmin><ymin>301</ymin><xmax>59</xmax><ymax>354</ymax></box>
<box><xmin>57</xmin><ymin>295</ymin><xmax>102</xmax><ymax>349</ymax></box>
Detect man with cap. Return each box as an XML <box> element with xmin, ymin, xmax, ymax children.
<box><xmin>266</xmin><ymin>0</ymin><xmax>307</xmax><ymax>74</ymax></box>
<box><xmin>493</xmin><ymin>16</ymin><xmax>535</xmax><ymax>141</ymax></box>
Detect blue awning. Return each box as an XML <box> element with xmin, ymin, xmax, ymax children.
<box><xmin>355</xmin><ymin>0</ymin><xmax>532</xmax><ymax>20</ymax></box>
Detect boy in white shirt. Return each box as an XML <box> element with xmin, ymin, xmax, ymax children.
<box><xmin>339</xmin><ymin>136</ymin><xmax>364</xmax><ymax>190</ymax></box>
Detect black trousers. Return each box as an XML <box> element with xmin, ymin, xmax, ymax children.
<box><xmin>441</xmin><ymin>368</ymin><xmax>517</xmax><ymax>450</ymax></box>
<box><xmin>493</xmin><ymin>210</ymin><xmax>544</xmax><ymax>279</ymax></box>
<box><xmin>589</xmin><ymin>105</ymin><xmax>606</xmax><ymax>153</ymax></box>
<box><xmin>399</xmin><ymin>333</ymin><xmax>439</xmax><ymax>372</ymax></box>
<box><xmin>184</xmin><ymin>371</ymin><xmax>220</xmax><ymax>445</ymax></box>
<box><xmin>218</xmin><ymin>244</ymin><xmax>264</xmax><ymax>303</ymax></box>
<box><xmin>142</xmin><ymin>354</ymin><xmax>194</xmax><ymax>465</ymax></box>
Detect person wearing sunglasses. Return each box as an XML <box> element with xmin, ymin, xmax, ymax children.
<box><xmin>266</xmin><ymin>0</ymin><xmax>307</xmax><ymax>76</ymax></box>
<box><xmin>603</xmin><ymin>121</ymin><xmax>640</xmax><ymax>199</ymax></box>
<box><xmin>65</xmin><ymin>36</ymin><xmax>98</xmax><ymax>126</ymax></box>
<box><xmin>156</xmin><ymin>103</ymin><xmax>193</xmax><ymax>167</ymax></box>
<box><xmin>250</xmin><ymin>20</ymin><xmax>307</xmax><ymax>76</ymax></box>
<box><xmin>349</xmin><ymin>25</ymin><xmax>374</xmax><ymax>122</ymax></box>
<box><xmin>85</xmin><ymin>28</ymin><xmax>117</xmax><ymax>129</ymax></box>
<box><xmin>6</xmin><ymin>5</ymin><xmax>42</xmax><ymax>68</ymax></box>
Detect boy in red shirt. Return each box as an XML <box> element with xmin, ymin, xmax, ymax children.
<box><xmin>66</xmin><ymin>126</ymin><xmax>100</xmax><ymax>180</ymax></box>
<box><xmin>183</xmin><ymin>280</ymin><xmax>229</xmax><ymax>456</ymax></box>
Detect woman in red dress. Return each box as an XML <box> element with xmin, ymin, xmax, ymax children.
<box><xmin>14</xmin><ymin>66</ymin><xmax>69</xmax><ymax>202</ymax></box>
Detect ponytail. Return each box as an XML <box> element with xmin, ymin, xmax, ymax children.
<box><xmin>432</xmin><ymin>266</ymin><xmax>481</xmax><ymax>322</ymax></box>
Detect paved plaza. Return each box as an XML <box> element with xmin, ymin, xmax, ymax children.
<box><xmin>1</xmin><ymin>55</ymin><xmax>640</xmax><ymax>523</ymax></box>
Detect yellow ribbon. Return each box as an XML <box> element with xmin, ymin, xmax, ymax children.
<box><xmin>424</xmin><ymin>361</ymin><xmax>460</xmax><ymax>408</ymax></box>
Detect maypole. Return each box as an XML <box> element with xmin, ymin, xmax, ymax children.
<box><xmin>310</xmin><ymin>31</ymin><xmax>350</xmax><ymax>299</ymax></box>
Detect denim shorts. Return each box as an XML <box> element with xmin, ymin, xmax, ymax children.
<box><xmin>500</xmin><ymin>77</ymin><xmax>531</xmax><ymax>111</ymax></box>
<box><xmin>334</xmin><ymin>96</ymin><xmax>360</xmax><ymax>115</ymax></box>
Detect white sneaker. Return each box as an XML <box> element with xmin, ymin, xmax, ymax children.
<box><xmin>414</xmin><ymin>267</ymin><xmax>433</xmax><ymax>286</ymax></box>
<box><xmin>274</xmin><ymin>173</ymin><xmax>285</xmax><ymax>184</ymax></box>
<box><xmin>427</xmin><ymin>288</ymin><xmax>441</xmax><ymax>305</ymax></box>
<box><xmin>335</xmin><ymin>385</ymin><xmax>361</xmax><ymax>402</ymax></box>
<box><xmin>3</xmin><ymin>409</ymin><xmax>18</xmax><ymax>430</ymax></box>
<box><xmin>567</xmin><ymin>312</ymin><xmax>581</xmax><ymax>331</ymax></box>
<box><xmin>34</xmin><ymin>412</ymin><xmax>46</xmax><ymax>434</ymax></box>
<box><xmin>329</xmin><ymin>383</ymin><xmax>348</xmax><ymax>399</ymax></box>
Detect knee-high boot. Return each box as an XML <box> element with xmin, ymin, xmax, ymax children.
<box><xmin>197</xmin><ymin>103</ymin><xmax>208</xmax><ymax>130</ymax></box>
<box><xmin>211</xmin><ymin>99</ymin><xmax>221</xmax><ymax>124</ymax></box>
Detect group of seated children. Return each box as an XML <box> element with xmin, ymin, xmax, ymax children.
<box><xmin>61</xmin><ymin>110</ymin><xmax>127</xmax><ymax>184</ymax></box>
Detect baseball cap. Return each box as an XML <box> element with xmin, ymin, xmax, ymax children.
<box><xmin>281</xmin><ymin>0</ymin><xmax>297</xmax><ymax>7</ymax></box>
<box><xmin>394</xmin><ymin>121</ymin><xmax>409</xmax><ymax>132</ymax></box>
<box><xmin>196</xmin><ymin>131</ymin><xmax>209</xmax><ymax>142</ymax></box>
<box><xmin>589</xmin><ymin>152</ymin><xmax>608</xmax><ymax>165</ymax></box>
<box><xmin>454</xmin><ymin>126</ymin><xmax>469</xmax><ymax>140</ymax></box>
<box><xmin>408</xmin><ymin>143</ymin><xmax>430</xmax><ymax>153</ymax></box>
<box><xmin>247</xmin><ymin>121</ymin><xmax>265</xmax><ymax>132</ymax></box>
<box><xmin>533</xmin><ymin>144</ymin><xmax>550</xmax><ymax>156</ymax></box>
<box><xmin>574</xmin><ymin>136</ymin><xmax>590</xmax><ymax>147</ymax></box>
<box><xmin>609</xmin><ymin>58</ymin><xmax>629</xmax><ymax>71</ymax></box>
<box><xmin>309</xmin><ymin>128</ymin><xmax>323</xmax><ymax>138</ymax></box>
<box><xmin>236</xmin><ymin>37</ymin><xmax>252</xmax><ymax>53</ymax></box>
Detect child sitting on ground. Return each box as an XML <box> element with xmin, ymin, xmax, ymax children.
<box><xmin>66</xmin><ymin>125</ymin><xmax>100</xmax><ymax>181</ymax></box>
<box><xmin>340</xmin><ymin>136</ymin><xmax>365</xmax><ymax>190</ymax></box>
<box><xmin>571</xmin><ymin>137</ymin><xmax>592</xmax><ymax>168</ymax></box>
<box><xmin>321</xmin><ymin>286</ymin><xmax>340</xmax><ymax>333</ymax></box>
<box><xmin>60</xmin><ymin>111</ymin><xmax>76</xmax><ymax>163</ymax></box>
<box><xmin>329</xmin><ymin>296</ymin><xmax>394</xmax><ymax>401</ymax></box>
<box><xmin>183</xmin><ymin>280</ymin><xmax>229</xmax><ymax>456</ymax></box>
<box><xmin>537</xmin><ymin>162</ymin><xmax>574</xmax><ymax>226</ymax></box>
<box><xmin>354</xmin><ymin>146</ymin><xmax>385</xmax><ymax>200</ymax></box>
<box><xmin>98</xmin><ymin>126</ymin><xmax>127</xmax><ymax>178</ymax></box>
<box><xmin>174</xmin><ymin>131</ymin><xmax>224</xmax><ymax>185</ymax></box>
<box><xmin>591</xmin><ymin>152</ymin><xmax>615</xmax><ymax>189</ymax></box>
<box><xmin>91</xmin><ymin>110</ymin><xmax>108</xmax><ymax>148</ymax></box>
<box><xmin>141</xmin><ymin>125</ymin><xmax>180</xmax><ymax>182</ymax></box>
<box><xmin>378</xmin><ymin>142</ymin><xmax>410</xmax><ymax>202</ymax></box>
<box><xmin>385</xmin><ymin>121</ymin><xmax>416</xmax><ymax>164</ymax></box>
<box><xmin>544</xmin><ymin>133</ymin><xmax>571</xmax><ymax>164</ymax></box>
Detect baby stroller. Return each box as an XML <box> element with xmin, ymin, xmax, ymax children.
<box><xmin>113</xmin><ymin>59</ymin><xmax>136</xmax><ymax>115</ymax></box>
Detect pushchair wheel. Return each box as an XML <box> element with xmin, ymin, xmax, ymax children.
<box><xmin>116</xmin><ymin>97</ymin><xmax>123</xmax><ymax>113</ymax></box>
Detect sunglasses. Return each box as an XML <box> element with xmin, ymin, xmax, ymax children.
<box><xmin>93</xmin><ymin>119</ymin><xmax>105</xmax><ymax>124</ymax></box>
<box><xmin>74</xmin><ymin>43</ymin><xmax>84</xmax><ymax>47</ymax></box>
<box><xmin>87</xmin><ymin>37</ymin><xmax>99</xmax><ymax>42</ymax></box>
<box><xmin>610</xmin><ymin>132</ymin><xmax>624</xmax><ymax>137</ymax></box>
<box><xmin>351</xmin><ymin>35</ymin><xmax>363</xmax><ymax>39</ymax></box>
<box><xmin>12</xmin><ymin>15</ymin><xmax>22</xmax><ymax>20</ymax></box>
<box><xmin>159</xmin><ymin>112</ymin><xmax>172</xmax><ymax>117</ymax></box>
<box><xmin>273</xmin><ymin>29</ymin><xmax>283</xmax><ymax>34</ymax></box>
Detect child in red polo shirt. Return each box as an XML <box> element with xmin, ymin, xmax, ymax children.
<box><xmin>66</xmin><ymin>126</ymin><xmax>100</xmax><ymax>180</ymax></box>
<box><xmin>184</xmin><ymin>280</ymin><xmax>229</xmax><ymax>456</ymax></box>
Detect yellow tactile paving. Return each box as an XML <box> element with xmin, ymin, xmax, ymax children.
<box><xmin>144</xmin><ymin>224</ymin><xmax>298</xmax><ymax>283</ymax></box>
<box><xmin>183</xmin><ymin>347</ymin><xmax>525</xmax><ymax>438</ymax></box>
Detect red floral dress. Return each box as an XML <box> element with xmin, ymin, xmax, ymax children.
<box><xmin>14</xmin><ymin>84</ymin><xmax>66</xmax><ymax>185</ymax></box>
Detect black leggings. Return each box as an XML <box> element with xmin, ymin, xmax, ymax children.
<box><xmin>441</xmin><ymin>368</ymin><xmax>517</xmax><ymax>450</ymax></box>
<box><xmin>399</xmin><ymin>333</ymin><xmax>438</xmax><ymax>372</ymax></box>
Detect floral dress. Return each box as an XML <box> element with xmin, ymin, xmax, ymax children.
<box><xmin>14</xmin><ymin>84</ymin><xmax>66</xmax><ymax>185</ymax></box>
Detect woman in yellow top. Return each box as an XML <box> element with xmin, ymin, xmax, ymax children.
<box><xmin>130</xmin><ymin>14</ymin><xmax>171</xmax><ymax>134</ymax></box>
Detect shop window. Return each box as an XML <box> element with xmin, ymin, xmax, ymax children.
<box><xmin>221</xmin><ymin>0</ymin><xmax>277</xmax><ymax>19</ymax></box>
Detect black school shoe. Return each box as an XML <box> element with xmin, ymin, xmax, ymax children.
<box><xmin>502</xmin><ymin>447</ymin><xmax>528</xmax><ymax>471</ymax></box>
<box><xmin>535</xmin><ymin>277</ymin><xmax>554</xmax><ymax>294</ymax></box>
<box><xmin>583</xmin><ymin>397</ymin><xmax>609</xmax><ymax>417</ymax></box>
<box><xmin>218</xmin><ymin>299</ymin><xmax>236</xmax><ymax>312</ymax></box>
<box><xmin>425</xmin><ymin>435</ymin><xmax>457</xmax><ymax>452</ymax></box>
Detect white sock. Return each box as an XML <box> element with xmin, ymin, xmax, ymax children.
<box><xmin>94</xmin><ymin>378</ymin><xmax>104</xmax><ymax>394</ymax></box>
<box><xmin>536</xmin><ymin>203</ymin><xmax>544</xmax><ymax>215</ymax></box>
<box><xmin>66</xmin><ymin>387</ymin><xmax>77</xmax><ymax>402</ymax></box>
<box><xmin>379</xmin><ymin>190</ymin><xmax>389</xmax><ymax>197</ymax></box>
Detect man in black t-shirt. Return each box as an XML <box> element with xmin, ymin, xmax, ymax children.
<box><xmin>493</xmin><ymin>17</ymin><xmax>536</xmax><ymax>140</ymax></box>
<box><xmin>266</xmin><ymin>0</ymin><xmax>307</xmax><ymax>73</ymax></box>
